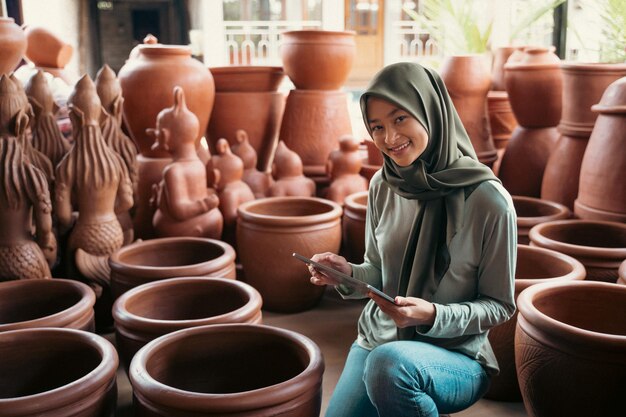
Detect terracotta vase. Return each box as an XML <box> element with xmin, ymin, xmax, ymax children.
<box><xmin>515</xmin><ymin>281</ymin><xmax>626</xmax><ymax>416</ymax></box>
<box><xmin>529</xmin><ymin>219</ymin><xmax>626</xmax><ymax>282</ymax></box>
<box><xmin>0</xmin><ymin>279</ymin><xmax>95</xmax><ymax>332</ymax></box>
<box><xmin>341</xmin><ymin>191</ymin><xmax>368</xmax><ymax>264</ymax></box>
<box><xmin>24</xmin><ymin>26</ymin><xmax>73</xmax><ymax>69</ymax></box>
<box><xmin>130</xmin><ymin>323</ymin><xmax>324</xmax><ymax>416</ymax></box>
<box><xmin>0</xmin><ymin>327</ymin><xmax>118</xmax><ymax>416</ymax></box>
<box><xmin>360</xmin><ymin>140</ymin><xmax>382</xmax><ymax>183</ymax></box>
<box><xmin>280</xmin><ymin>30</ymin><xmax>356</xmax><ymax>90</ymax></box>
<box><xmin>237</xmin><ymin>197</ymin><xmax>342</xmax><ymax>312</ymax></box>
<box><xmin>0</xmin><ymin>17</ymin><xmax>27</xmax><ymax>75</ymax></box>
<box><xmin>210</xmin><ymin>65</ymin><xmax>285</xmax><ymax>93</ymax></box>
<box><xmin>440</xmin><ymin>55</ymin><xmax>498</xmax><ymax>167</ymax></box>
<box><xmin>326</xmin><ymin>135</ymin><xmax>368</xmax><ymax>205</ymax></box>
<box><xmin>491</xmin><ymin>46</ymin><xmax>521</xmax><ymax>91</ymax></box>
<box><xmin>109</xmin><ymin>237</ymin><xmax>236</xmax><ymax>299</ymax></box>
<box><xmin>575</xmin><ymin>76</ymin><xmax>626</xmax><ymax>222</ymax></box>
<box><xmin>619</xmin><ymin>259</ymin><xmax>626</xmax><ymax>286</ymax></box>
<box><xmin>113</xmin><ymin>277</ymin><xmax>262</xmax><ymax>369</ymax></box>
<box><xmin>485</xmin><ymin>244</ymin><xmax>585</xmax><ymax>402</ymax></box>
<box><xmin>487</xmin><ymin>90</ymin><xmax>517</xmax><ymax>150</ymax></box>
<box><xmin>513</xmin><ymin>196</ymin><xmax>571</xmax><ymax>245</ymax></box>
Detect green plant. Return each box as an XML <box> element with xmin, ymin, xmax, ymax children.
<box><xmin>509</xmin><ymin>0</ymin><xmax>566</xmax><ymax>44</ymax></box>
<box><xmin>597</xmin><ymin>0</ymin><xmax>626</xmax><ymax>62</ymax></box>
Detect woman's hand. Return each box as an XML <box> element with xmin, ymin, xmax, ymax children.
<box><xmin>369</xmin><ymin>293</ymin><xmax>436</xmax><ymax>329</ymax></box>
<box><xmin>308</xmin><ymin>252</ymin><xmax>352</xmax><ymax>286</ymax></box>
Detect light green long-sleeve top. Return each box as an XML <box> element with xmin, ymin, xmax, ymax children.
<box><xmin>341</xmin><ymin>170</ymin><xmax>517</xmax><ymax>375</ymax></box>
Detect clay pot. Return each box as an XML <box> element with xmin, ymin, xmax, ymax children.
<box><xmin>487</xmin><ymin>90</ymin><xmax>517</xmax><ymax>150</ymax></box>
<box><xmin>515</xmin><ymin>281</ymin><xmax>626</xmax><ymax>416</ymax></box>
<box><xmin>0</xmin><ymin>279</ymin><xmax>95</xmax><ymax>332</ymax></box>
<box><xmin>109</xmin><ymin>237</ymin><xmax>236</xmax><ymax>299</ymax></box>
<box><xmin>491</xmin><ymin>46</ymin><xmax>521</xmax><ymax>91</ymax></box>
<box><xmin>280</xmin><ymin>30</ymin><xmax>356</xmax><ymax>90</ymax></box>
<box><xmin>341</xmin><ymin>191</ymin><xmax>368</xmax><ymax>264</ymax></box>
<box><xmin>485</xmin><ymin>244</ymin><xmax>585</xmax><ymax>401</ymax></box>
<box><xmin>513</xmin><ymin>196</ymin><xmax>571</xmax><ymax>244</ymax></box>
<box><xmin>529</xmin><ymin>219</ymin><xmax>626</xmax><ymax>282</ymax></box>
<box><xmin>237</xmin><ymin>197</ymin><xmax>342</xmax><ymax>312</ymax></box>
<box><xmin>0</xmin><ymin>17</ymin><xmax>27</xmax><ymax>75</ymax></box>
<box><xmin>113</xmin><ymin>277</ymin><xmax>262</xmax><ymax>369</ymax></box>
<box><xmin>575</xmin><ymin>76</ymin><xmax>626</xmax><ymax>222</ymax></box>
<box><xmin>619</xmin><ymin>260</ymin><xmax>626</xmax><ymax>286</ymax></box>
<box><xmin>133</xmin><ymin>155</ymin><xmax>171</xmax><ymax>239</ymax></box>
<box><xmin>24</xmin><ymin>26</ymin><xmax>73</xmax><ymax>68</ymax></box>
<box><xmin>360</xmin><ymin>140</ymin><xmax>382</xmax><ymax>183</ymax></box>
<box><xmin>210</xmin><ymin>65</ymin><xmax>285</xmax><ymax>92</ymax></box>
<box><xmin>0</xmin><ymin>327</ymin><xmax>118</xmax><ymax>416</ymax></box>
<box><xmin>130</xmin><ymin>323</ymin><xmax>324</xmax><ymax>416</ymax></box>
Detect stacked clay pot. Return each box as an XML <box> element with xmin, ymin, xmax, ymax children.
<box><xmin>515</xmin><ymin>281</ymin><xmax>626</xmax><ymax>416</ymax></box>
<box><xmin>541</xmin><ymin>62</ymin><xmax>626</xmax><ymax>209</ymax></box>
<box><xmin>484</xmin><ymin>244</ymin><xmax>585</xmax><ymax>401</ymax></box>
<box><xmin>513</xmin><ymin>196</ymin><xmax>571</xmax><ymax>245</ymax></box>
<box><xmin>130</xmin><ymin>323</ymin><xmax>324</xmax><ymax>416</ymax></box>
<box><xmin>237</xmin><ymin>196</ymin><xmax>342</xmax><ymax>312</ymax></box>
<box><xmin>499</xmin><ymin>47</ymin><xmax>562</xmax><ymax>197</ymax></box>
<box><xmin>341</xmin><ymin>191</ymin><xmax>368</xmax><ymax>263</ymax></box>
<box><xmin>0</xmin><ymin>17</ymin><xmax>27</xmax><ymax>75</ymax></box>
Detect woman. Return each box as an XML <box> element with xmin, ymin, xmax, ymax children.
<box><xmin>309</xmin><ymin>62</ymin><xmax>516</xmax><ymax>417</ymax></box>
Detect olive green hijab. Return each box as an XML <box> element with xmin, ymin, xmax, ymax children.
<box><xmin>360</xmin><ymin>62</ymin><xmax>498</xmax><ymax>339</ymax></box>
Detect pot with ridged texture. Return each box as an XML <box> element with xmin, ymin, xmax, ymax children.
<box><xmin>0</xmin><ymin>17</ymin><xmax>27</xmax><ymax>75</ymax></box>
<box><xmin>513</xmin><ymin>196</ymin><xmax>571</xmax><ymax>245</ymax></box>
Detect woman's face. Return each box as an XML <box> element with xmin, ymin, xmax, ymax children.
<box><xmin>366</xmin><ymin>97</ymin><xmax>429</xmax><ymax>167</ymax></box>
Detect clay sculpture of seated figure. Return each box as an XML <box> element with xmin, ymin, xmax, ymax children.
<box><xmin>268</xmin><ymin>141</ymin><xmax>316</xmax><ymax>197</ymax></box>
<box><xmin>326</xmin><ymin>134</ymin><xmax>368</xmax><ymax>205</ymax></box>
<box><xmin>150</xmin><ymin>87</ymin><xmax>223</xmax><ymax>239</ymax></box>
<box><xmin>231</xmin><ymin>129</ymin><xmax>273</xmax><ymax>199</ymax></box>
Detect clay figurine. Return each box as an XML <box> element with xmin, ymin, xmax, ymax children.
<box><xmin>326</xmin><ymin>134</ymin><xmax>368</xmax><ymax>204</ymax></box>
<box><xmin>231</xmin><ymin>129</ymin><xmax>272</xmax><ymax>198</ymax></box>
<box><xmin>268</xmin><ymin>141</ymin><xmax>315</xmax><ymax>197</ymax></box>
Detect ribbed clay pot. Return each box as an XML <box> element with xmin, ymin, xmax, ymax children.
<box><xmin>0</xmin><ymin>327</ymin><xmax>118</xmax><ymax>416</ymax></box>
<box><xmin>618</xmin><ymin>259</ymin><xmax>626</xmax><ymax>286</ymax></box>
<box><xmin>529</xmin><ymin>219</ymin><xmax>626</xmax><ymax>282</ymax></box>
<box><xmin>280</xmin><ymin>30</ymin><xmax>356</xmax><ymax>90</ymax></box>
<box><xmin>113</xmin><ymin>277</ymin><xmax>262</xmax><ymax>369</ymax></box>
<box><xmin>341</xmin><ymin>191</ymin><xmax>368</xmax><ymax>264</ymax></box>
<box><xmin>485</xmin><ymin>244</ymin><xmax>585</xmax><ymax>402</ymax></box>
<box><xmin>237</xmin><ymin>197</ymin><xmax>342</xmax><ymax>312</ymax></box>
<box><xmin>109</xmin><ymin>237</ymin><xmax>236</xmax><ymax>299</ymax></box>
<box><xmin>130</xmin><ymin>323</ymin><xmax>324</xmax><ymax>416</ymax></box>
<box><xmin>24</xmin><ymin>26</ymin><xmax>73</xmax><ymax>68</ymax></box>
<box><xmin>513</xmin><ymin>196</ymin><xmax>571</xmax><ymax>245</ymax></box>
<box><xmin>0</xmin><ymin>279</ymin><xmax>95</xmax><ymax>333</ymax></box>
<box><xmin>487</xmin><ymin>90</ymin><xmax>517</xmax><ymax>150</ymax></box>
<box><xmin>515</xmin><ymin>281</ymin><xmax>626</xmax><ymax>416</ymax></box>
<box><xmin>0</xmin><ymin>17</ymin><xmax>27</xmax><ymax>75</ymax></box>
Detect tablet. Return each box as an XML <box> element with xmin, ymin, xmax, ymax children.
<box><xmin>292</xmin><ymin>252</ymin><xmax>397</xmax><ymax>304</ymax></box>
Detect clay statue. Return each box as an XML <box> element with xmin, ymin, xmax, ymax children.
<box><xmin>0</xmin><ymin>74</ymin><xmax>57</xmax><ymax>281</ymax></box>
<box><xmin>326</xmin><ymin>134</ymin><xmax>368</xmax><ymax>205</ymax></box>
<box><xmin>150</xmin><ymin>87</ymin><xmax>223</xmax><ymax>239</ymax></box>
<box><xmin>268</xmin><ymin>141</ymin><xmax>315</xmax><ymax>197</ymax></box>
<box><xmin>231</xmin><ymin>129</ymin><xmax>273</xmax><ymax>198</ymax></box>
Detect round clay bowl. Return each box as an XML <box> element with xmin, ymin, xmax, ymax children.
<box><xmin>342</xmin><ymin>191</ymin><xmax>368</xmax><ymax>264</ymax></box>
<box><xmin>0</xmin><ymin>327</ymin><xmax>118</xmax><ymax>416</ymax></box>
<box><xmin>130</xmin><ymin>323</ymin><xmax>324</xmax><ymax>416</ymax></box>
<box><xmin>515</xmin><ymin>281</ymin><xmax>626</xmax><ymax>416</ymax></box>
<box><xmin>209</xmin><ymin>66</ymin><xmax>285</xmax><ymax>92</ymax></box>
<box><xmin>529</xmin><ymin>219</ymin><xmax>626</xmax><ymax>282</ymax></box>
<box><xmin>485</xmin><ymin>244</ymin><xmax>585</xmax><ymax>401</ymax></box>
<box><xmin>513</xmin><ymin>196</ymin><xmax>571</xmax><ymax>244</ymax></box>
<box><xmin>618</xmin><ymin>259</ymin><xmax>626</xmax><ymax>285</ymax></box>
<box><xmin>113</xmin><ymin>277</ymin><xmax>262</xmax><ymax>368</ymax></box>
<box><xmin>109</xmin><ymin>237</ymin><xmax>236</xmax><ymax>299</ymax></box>
<box><xmin>0</xmin><ymin>279</ymin><xmax>96</xmax><ymax>333</ymax></box>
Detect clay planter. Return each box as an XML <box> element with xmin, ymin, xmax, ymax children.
<box><xmin>485</xmin><ymin>244</ymin><xmax>585</xmax><ymax>402</ymax></box>
<box><xmin>210</xmin><ymin>65</ymin><xmax>285</xmax><ymax>92</ymax></box>
<box><xmin>619</xmin><ymin>260</ymin><xmax>626</xmax><ymax>286</ymax></box>
<box><xmin>280</xmin><ymin>30</ymin><xmax>356</xmax><ymax>90</ymax></box>
<box><xmin>24</xmin><ymin>26</ymin><xmax>73</xmax><ymax>68</ymax></box>
<box><xmin>0</xmin><ymin>327</ymin><xmax>118</xmax><ymax>416</ymax></box>
<box><xmin>109</xmin><ymin>237</ymin><xmax>236</xmax><ymax>299</ymax></box>
<box><xmin>113</xmin><ymin>277</ymin><xmax>262</xmax><ymax>369</ymax></box>
<box><xmin>237</xmin><ymin>197</ymin><xmax>342</xmax><ymax>312</ymax></box>
<box><xmin>487</xmin><ymin>90</ymin><xmax>517</xmax><ymax>150</ymax></box>
<box><xmin>0</xmin><ymin>17</ymin><xmax>27</xmax><ymax>75</ymax></box>
<box><xmin>529</xmin><ymin>219</ymin><xmax>626</xmax><ymax>282</ymax></box>
<box><xmin>513</xmin><ymin>196</ymin><xmax>571</xmax><ymax>245</ymax></box>
<box><xmin>515</xmin><ymin>281</ymin><xmax>626</xmax><ymax>416</ymax></box>
<box><xmin>341</xmin><ymin>191</ymin><xmax>368</xmax><ymax>264</ymax></box>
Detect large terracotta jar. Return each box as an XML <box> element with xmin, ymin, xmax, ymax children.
<box><xmin>0</xmin><ymin>279</ymin><xmax>95</xmax><ymax>332</ymax></box>
<box><xmin>491</xmin><ymin>46</ymin><xmax>521</xmax><ymax>91</ymax></box>
<box><xmin>23</xmin><ymin>26</ymin><xmax>73</xmax><ymax>69</ymax></box>
<box><xmin>109</xmin><ymin>237</ymin><xmax>236</xmax><ymax>299</ymax></box>
<box><xmin>237</xmin><ymin>197</ymin><xmax>342</xmax><ymax>312</ymax></box>
<box><xmin>513</xmin><ymin>196</ymin><xmax>571</xmax><ymax>244</ymax></box>
<box><xmin>529</xmin><ymin>219</ymin><xmax>626</xmax><ymax>282</ymax></box>
<box><xmin>485</xmin><ymin>244</ymin><xmax>585</xmax><ymax>402</ymax></box>
<box><xmin>575</xmin><ymin>76</ymin><xmax>626</xmax><ymax>222</ymax></box>
<box><xmin>113</xmin><ymin>277</ymin><xmax>262</xmax><ymax>369</ymax></box>
<box><xmin>619</xmin><ymin>259</ymin><xmax>626</xmax><ymax>285</ymax></box>
<box><xmin>0</xmin><ymin>17</ymin><xmax>27</xmax><ymax>75</ymax></box>
<box><xmin>342</xmin><ymin>191</ymin><xmax>368</xmax><ymax>264</ymax></box>
<box><xmin>0</xmin><ymin>327</ymin><xmax>118</xmax><ymax>416</ymax></box>
<box><xmin>487</xmin><ymin>90</ymin><xmax>517</xmax><ymax>151</ymax></box>
<box><xmin>515</xmin><ymin>281</ymin><xmax>626</xmax><ymax>417</ymax></box>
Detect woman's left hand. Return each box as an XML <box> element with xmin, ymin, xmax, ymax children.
<box><xmin>369</xmin><ymin>292</ymin><xmax>436</xmax><ymax>328</ymax></box>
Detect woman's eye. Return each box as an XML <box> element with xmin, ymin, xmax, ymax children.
<box><xmin>395</xmin><ymin>115</ymin><xmax>407</xmax><ymax>123</ymax></box>
<box><xmin>370</xmin><ymin>125</ymin><xmax>383</xmax><ymax>132</ymax></box>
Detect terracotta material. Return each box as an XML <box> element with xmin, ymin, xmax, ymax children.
<box><xmin>0</xmin><ymin>279</ymin><xmax>95</xmax><ymax>332</ymax></box>
<box><xmin>24</xmin><ymin>26</ymin><xmax>73</xmax><ymax>69</ymax></box>
<box><xmin>130</xmin><ymin>323</ymin><xmax>324</xmax><ymax>416</ymax></box>
<box><xmin>529</xmin><ymin>219</ymin><xmax>626</xmax><ymax>282</ymax></box>
<box><xmin>109</xmin><ymin>237</ymin><xmax>236</xmax><ymax>299</ymax></box>
<box><xmin>280</xmin><ymin>30</ymin><xmax>356</xmax><ymax>90</ymax></box>
<box><xmin>133</xmin><ymin>155</ymin><xmax>170</xmax><ymax>239</ymax></box>
<box><xmin>360</xmin><ymin>140</ymin><xmax>383</xmax><ymax>183</ymax></box>
<box><xmin>325</xmin><ymin>135</ymin><xmax>368</xmax><ymax>205</ymax></box>
<box><xmin>491</xmin><ymin>46</ymin><xmax>521</xmax><ymax>91</ymax></box>
<box><xmin>0</xmin><ymin>17</ymin><xmax>27</xmax><ymax>75</ymax></box>
<box><xmin>513</xmin><ymin>196</ymin><xmax>571</xmax><ymax>245</ymax></box>
<box><xmin>485</xmin><ymin>244</ymin><xmax>585</xmax><ymax>402</ymax></box>
<box><xmin>341</xmin><ymin>191</ymin><xmax>368</xmax><ymax>264</ymax></box>
<box><xmin>487</xmin><ymin>90</ymin><xmax>517</xmax><ymax>150</ymax></box>
<box><xmin>515</xmin><ymin>281</ymin><xmax>626</xmax><ymax>416</ymax></box>
<box><xmin>237</xmin><ymin>197</ymin><xmax>342</xmax><ymax>312</ymax></box>
<box><xmin>619</xmin><ymin>259</ymin><xmax>626</xmax><ymax>285</ymax></box>
<box><xmin>0</xmin><ymin>327</ymin><xmax>118</xmax><ymax>416</ymax></box>
<box><xmin>232</xmin><ymin>129</ymin><xmax>273</xmax><ymax>199</ymax></box>
<box><xmin>268</xmin><ymin>141</ymin><xmax>316</xmax><ymax>197</ymax></box>
<box><xmin>210</xmin><ymin>65</ymin><xmax>285</xmax><ymax>92</ymax></box>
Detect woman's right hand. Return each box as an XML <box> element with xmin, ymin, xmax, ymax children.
<box><xmin>308</xmin><ymin>252</ymin><xmax>352</xmax><ymax>286</ymax></box>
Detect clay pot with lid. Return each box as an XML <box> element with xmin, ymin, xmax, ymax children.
<box><xmin>24</xmin><ymin>26</ymin><xmax>73</xmax><ymax>69</ymax></box>
<box><xmin>515</xmin><ymin>281</ymin><xmax>626</xmax><ymax>416</ymax></box>
<box><xmin>341</xmin><ymin>191</ymin><xmax>368</xmax><ymax>264</ymax></box>
<box><xmin>513</xmin><ymin>196</ymin><xmax>571</xmax><ymax>244</ymax></box>
<box><xmin>0</xmin><ymin>327</ymin><xmax>118</xmax><ymax>416</ymax></box>
<box><xmin>0</xmin><ymin>17</ymin><xmax>27</xmax><ymax>75</ymax></box>
<box><xmin>109</xmin><ymin>237</ymin><xmax>236</xmax><ymax>299</ymax></box>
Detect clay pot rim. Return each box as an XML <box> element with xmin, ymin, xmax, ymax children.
<box><xmin>513</xmin><ymin>196</ymin><xmax>571</xmax><ymax>228</ymax></box>
<box><xmin>129</xmin><ymin>323</ymin><xmax>324</xmax><ymax>411</ymax></box>
<box><xmin>559</xmin><ymin>61</ymin><xmax>626</xmax><ymax>73</ymax></box>
<box><xmin>112</xmin><ymin>277</ymin><xmax>262</xmax><ymax>333</ymax></box>
<box><xmin>238</xmin><ymin>196</ymin><xmax>343</xmax><ymax>226</ymax></box>
<box><xmin>137</xmin><ymin>44</ymin><xmax>192</xmax><ymax>57</ymax></box>
<box><xmin>344</xmin><ymin>191</ymin><xmax>368</xmax><ymax>212</ymax></box>
<box><xmin>281</xmin><ymin>29</ymin><xmax>356</xmax><ymax>43</ymax></box>
<box><xmin>287</xmin><ymin>89</ymin><xmax>348</xmax><ymax>97</ymax></box>
<box><xmin>209</xmin><ymin>65</ymin><xmax>284</xmax><ymax>74</ymax></box>
<box><xmin>0</xmin><ymin>279</ymin><xmax>95</xmax><ymax>332</ymax></box>
<box><xmin>515</xmin><ymin>244</ymin><xmax>586</xmax><ymax>292</ymax></box>
<box><xmin>0</xmin><ymin>328</ymin><xmax>118</xmax><ymax>411</ymax></box>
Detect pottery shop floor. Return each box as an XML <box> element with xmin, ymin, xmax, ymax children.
<box><xmin>107</xmin><ymin>286</ymin><xmax>527</xmax><ymax>417</ymax></box>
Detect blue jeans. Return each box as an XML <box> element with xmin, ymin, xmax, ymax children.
<box><xmin>325</xmin><ymin>341</ymin><xmax>490</xmax><ymax>417</ymax></box>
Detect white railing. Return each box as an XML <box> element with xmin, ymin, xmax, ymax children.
<box><xmin>389</xmin><ymin>21</ymin><xmax>441</xmax><ymax>63</ymax></box>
